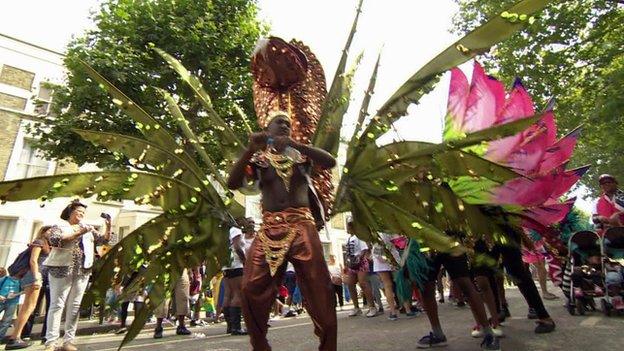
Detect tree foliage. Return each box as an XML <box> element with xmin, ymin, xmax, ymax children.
<box><xmin>452</xmin><ymin>0</ymin><xmax>623</xmax><ymax>194</ymax></box>
<box><xmin>29</xmin><ymin>0</ymin><xmax>267</xmax><ymax>169</ymax></box>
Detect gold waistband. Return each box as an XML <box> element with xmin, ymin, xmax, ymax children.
<box><xmin>259</xmin><ymin>207</ymin><xmax>313</xmax><ymax>276</ymax></box>
<box><xmin>261</xmin><ymin>207</ymin><xmax>314</xmax><ymax>227</ymax></box>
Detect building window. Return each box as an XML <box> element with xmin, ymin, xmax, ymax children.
<box><xmin>16</xmin><ymin>140</ymin><xmax>51</xmax><ymax>178</ymax></box>
<box><xmin>0</xmin><ymin>65</ymin><xmax>35</xmax><ymax>90</ymax></box>
<box><xmin>0</xmin><ymin>92</ymin><xmax>27</xmax><ymax>110</ymax></box>
<box><xmin>34</xmin><ymin>83</ymin><xmax>53</xmax><ymax>115</ymax></box>
<box><xmin>0</xmin><ymin>218</ymin><xmax>17</xmax><ymax>266</ymax></box>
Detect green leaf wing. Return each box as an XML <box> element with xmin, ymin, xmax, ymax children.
<box><xmin>347</xmin><ymin>52</ymin><xmax>381</xmax><ymax>159</ymax></box>
<box><xmin>79</xmin><ymin>61</ymin><xmax>183</xmax><ymax>155</ymax></box>
<box><xmin>0</xmin><ymin>171</ymin><xmax>206</xmax><ymax>212</ymax></box>
<box><xmin>73</xmin><ymin>129</ymin><xmax>205</xmax><ymax>188</ymax></box>
<box><xmin>158</xmin><ymin>88</ymin><xmax>228</xmax><ymax>187</ymax></box>
<box><xmin>84</xmin><ymin>207</ymin><xmax>230</xmax><ymax>349</ymax></box>
<box><xmin>314</xmin><ymin>53</ymin><xmax>362</xmax><ymax>156</ymax></box>
<box><xmin>153</xmin><ymin>48</ymin><xmax>247</xmax><ymax>162</ymax></box>
<box><xmin>313</xmin><ymin>0</ymin><xmax>364</xmax><ymax>155</ymax></box>
<box><xmin>350</xmin><ymin>0</ymin><xmax>553</xmax><ymax>155</ymax></box>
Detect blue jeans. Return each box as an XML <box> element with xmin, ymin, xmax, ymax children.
<box><xmin>0</xmin><ymin>301</ymin><xmax>18</xmax><ymax>338</ymax></box>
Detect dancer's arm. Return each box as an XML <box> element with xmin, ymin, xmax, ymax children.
<box><xmin>272</xmin><ymin>136</ymin><xmax>336</xmax><ymax>169</ymax></box>
<box><xmin>227</xmin><ymin>132</ymin><xmax>267</xmax><ymax>190</ymax></box>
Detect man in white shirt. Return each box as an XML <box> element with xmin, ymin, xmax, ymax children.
<box><xmin>222</xmin><ymin>218</ymin><xmax>255</xmax><ymax>335</ymax></box>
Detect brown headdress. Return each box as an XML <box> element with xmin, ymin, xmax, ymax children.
<box><xmin>251</xmin><ymin>36</ymin><xmax>334</xmax><ymax>220</ymax></box>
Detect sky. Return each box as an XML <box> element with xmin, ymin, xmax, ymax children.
<box><xmin>0</xmin><ymin>0</ymin><xmax>99</xmax><ymax>53</ymax></box>
<box><xmin>0</xmin><ymin>0</ymin><xmax>457</xmax><ymax>142</ymax></box>
<box><xmin>0</xmin><ymin>0</ymin><xmax>595</xmax><ymax>212</ymax></box>
<box><xmin>257</xmin><ymin>0</ymin><xmax>461</xmax><ymax>144</ymax></box>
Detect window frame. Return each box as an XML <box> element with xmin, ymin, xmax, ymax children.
<box><xmin>4</xmin><ymin>120</ymin><xmax>56</xmax><ymax>181</ymax></box>
<box><xmin>33</xmin><ymin>82</ymin><xmax>53</xmax><ymax>115</ymax></box>
<box><xmin>15</xmin><ymin>138</ymin><xmax>52</xmax><ymax>178</ymax></box>
<box><xmin>0</xmin><ymin>216</ymin><xmax>18</xmax><ymax>267</ymax></box>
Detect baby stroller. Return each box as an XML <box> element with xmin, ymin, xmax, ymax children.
<box><xmin>566</xmin><ymin>230</ymin><xmax>604</xmax><ymax>315</ymax></box>
<box><xmin>600</xmin><ymin>227</ymin><xmax>624</xmax><ymax>316</ymax></box>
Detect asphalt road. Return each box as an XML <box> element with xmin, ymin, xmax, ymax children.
<box><xmin>26</xmin><ymin>286</ymin><xmax>624</xmax><ymax>351</ymax></box>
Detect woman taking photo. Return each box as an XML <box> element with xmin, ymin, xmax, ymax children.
<box><xmin>42</xmin><ymin>201</ymin><xmax>111</xmax><ymax>351</ymax></box>
<box><xmin>5</xmin><ymin>225</ymin><xmax>54</xmax><ymax>350</ymax></box>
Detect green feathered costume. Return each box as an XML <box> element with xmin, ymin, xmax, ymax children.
<box><xmin>394</xmin><ymin>239</ymin><xmax>430</xmax><ymax>303</ymax></box>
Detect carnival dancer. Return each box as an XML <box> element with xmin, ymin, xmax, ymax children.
<box><xmin>393</xmin><ymin>236</ymin><xmax>428</xmax><ymax>315</ymax></box>
<box><xmin>470</xmin><ymin>239</ymin><xmax>504</xmax><ymax>338</ymax></box>
<box><xmin>227</xmin><ymin>111</ymin><xmax>337</xmax><ymax>351</ymax></box>
<box><xmin>416</xmin><ymin>232</ymin><xmax>500</xmax><ymax>350</ymax></box>
<box><xmin>496</xmin><ymin>221</ymin><xmax>556</xmax><ymax>333</ymax></box>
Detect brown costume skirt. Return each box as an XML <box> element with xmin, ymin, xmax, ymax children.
<box><xmin>241</xmin><ymin>207</ymin><xmax>337</xmax><ymax>351</ymax></box>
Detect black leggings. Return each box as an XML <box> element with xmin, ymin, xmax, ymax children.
<box><xmin>333</xmin><ymin>284</ymin><xmax>344</xmax><ymax>307</ymax></box>
<box><xmin>496</xmin><ymin>241</ymin><xmax>550</xmax><ymax>319</ymax></box>
<box><xmin>474</xmin><ymin>225</ymin><xmax>551</xmax><ymax>321</ymax></box>
<box><xmin>120</xmin><ymin>301</ymin><xmax>145</xmax><ymax>327</ymax></box>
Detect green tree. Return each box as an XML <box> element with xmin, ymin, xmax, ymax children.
<box><xmin>30</xmin><ymin>0</ymin><xmax>267</xmax><ymax>169</ymax></box>
<box><xmin>452</xmin><ymin>0</ymin><xmax>623</xmax><ymax>194</ymax></box>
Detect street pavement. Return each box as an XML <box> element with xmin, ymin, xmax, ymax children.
<box><xmin>24</xmin><ymin>285</ymin><xmax>624</xmax><ymax>351</ymax></box>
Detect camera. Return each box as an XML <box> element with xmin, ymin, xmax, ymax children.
<box><xmin>100</xmin><ymin>212</ymin><xmax>111</xmax><ymax>220</ymax></box>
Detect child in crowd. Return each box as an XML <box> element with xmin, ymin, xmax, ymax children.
<box><xmin>0</xmin><ymin>268</ymin><xmax>21</xmax><ymax>342</ymax></box>
<box><xmin>202</xmin><ymin>290</ymin><xmax>216</xmax><ymax>321</ymax></box>
<box><xmin>605</xmin><ymin>260</ymin><xmax>624</xmax><ymax>309</ymax></box>
<box><xmin>571</xmin><ymin>254</ymin><xmax>604</xmax><ymax>297</ymax></box>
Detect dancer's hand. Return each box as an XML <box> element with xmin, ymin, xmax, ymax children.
<box><xmin>272</xmin><ymin>136</ymin><xmax>293</xmax><ymax>153</ymax></box>
<box><xmin>248</xmin><ymin>132</ymin><xmax>268</xmax><ymax>152</ymax></box>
